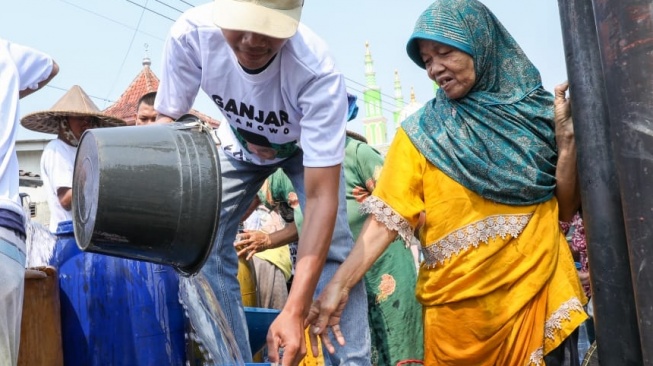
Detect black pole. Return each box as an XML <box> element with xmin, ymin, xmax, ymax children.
<box><xmin>591</xmin><ymin>0</ymin><xmax>653</xmax><ymax>363</ymax></box>
<box><xmin>557</xmin><ymin>0</ymin><xmax>643</xmax><ymax>364</ymax></box>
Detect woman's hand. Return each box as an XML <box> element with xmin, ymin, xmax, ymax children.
<box><xmin>553</xmin><ymin>81</ymin><xmax>581</xmax><ymax>221</ymax></box>
<box><xmin>554</xmin><ymin>81</ymin><xmax>574</xmax><ymax>150</ymax></box>
<box><xmin>305</xmin><ymin>282</ymin><xmax>350</xmax><ymax>356</ymax></box>
<box><xmin>234</xmin><ymin>229</ymin><xmax>271</xmax><ymax>260</ymax></box>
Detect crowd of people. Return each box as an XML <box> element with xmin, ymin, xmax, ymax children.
<box><xmin>1</xmin><ymin>0</ymin><xmax>600</xmax><ymax>365</ymax></box>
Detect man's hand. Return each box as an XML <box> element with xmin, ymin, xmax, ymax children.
<box><xmin>266</xmin><ymin>310</ymin><xmax>306</xmax><ymax>366</ymax></box>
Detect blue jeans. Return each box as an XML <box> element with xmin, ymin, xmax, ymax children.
<box><xmin>199</xmin><ymin>148</ymin><xmax>371</xmax><ymax>365</ymax></box>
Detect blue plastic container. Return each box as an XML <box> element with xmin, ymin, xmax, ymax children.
<box><xmin>244</xmin><ymin>307</ymin><xmax>281</xmax><ymax>355</ymax></box>
<box><xmin>51</xmin><ymin>221</ymin><xmax>186</xmax><ymax>365</ymax></box>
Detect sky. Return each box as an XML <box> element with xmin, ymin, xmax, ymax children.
<box><xmin>3</xmin><ymin>0</ymin><xmax>567</xmax><ymax>141</ymax></box>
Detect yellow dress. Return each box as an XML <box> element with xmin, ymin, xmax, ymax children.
<box><xmin>364</xmin><ymin>129</ymin><xmax>587</xmax><ymax>366</ymax></box>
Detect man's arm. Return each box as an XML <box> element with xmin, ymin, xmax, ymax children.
<box><xmin>269</xmin><ymin>223</ymin><xmax>299</xmax><ymax>247</ymax></box>
<box><xmin>266</xmin><ymin>164</ymin><xmax>341</xmax><ymax>365</ymax></box>
<box><xmin>286</xmin><ymin>164</ymin><xmax>339</xmax><ymax>316</ymax></box>
<box><xmin>19</xmin><ymin>60</ymin><xmax>59</xmax><ymax>99</ymax></box>
<box><xmin>57</xmin><ymin>187</ymin><xmax>72</xmax><ymax>211</ymax></box>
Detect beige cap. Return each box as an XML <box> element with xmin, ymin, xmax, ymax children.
<box><xmin>213</xmin><ymin>0</ymin><xmax>303</xmax><ymax>39</ymax></box>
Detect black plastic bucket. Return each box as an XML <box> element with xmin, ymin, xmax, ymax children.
<box><xmin>72</xmin><ymin>120</ymin><xmax>221</xmax><ymax>276</ymax></box>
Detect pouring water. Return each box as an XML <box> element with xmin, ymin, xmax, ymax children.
<box><xmin>179</xmin><ymin>273</ymin><xmax>245</xmax><ymax>365</ymax></box>
<box><xmin>22</xmin><ymin>206</ymin><xmax>56</xmax><ymax>268</ymax></box>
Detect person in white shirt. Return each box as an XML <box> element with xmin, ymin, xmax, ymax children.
<box><xmin>0</xmin><ymin>37</ymin><xmax>58</xmax><ymax>366</ymax></box>
<box><xmin>155</xmin><ymin>0</ymin><xmax>371</xmax><ymax>364</ymax></box>
<box><xmin>21</xmin><ymin>85</ymin><xmax>125</xmax><ymax>233</ymax></box>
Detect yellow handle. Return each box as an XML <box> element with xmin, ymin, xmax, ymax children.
<box><xmin>298</xmin><ymin>327</ymin><xmax>325</xmax><ymax>366</ymax></box>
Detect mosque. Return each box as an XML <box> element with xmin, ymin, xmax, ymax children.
<box><xmin>360</xmin><ymin>42</ymin><xmax>429</xmax><ymax>154</ymax></box>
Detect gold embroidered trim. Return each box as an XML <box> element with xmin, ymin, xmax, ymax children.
<box><xmin>544</xmin><ymin>297</ymin><xmax>585</xmax><ymax>339</ymax></box>
<box><xmin>422</xmin><ymin>213</ymin><xmax>532</xmax><ymax>267</ymax></box>
<box><xmin>360</xmin><ymin>196</ymin><xmax>416</xmax><ymax>247</ymax></box>
<box><xmin>528</xmin><ymin>297</ymin><xmax>585</xmax><ymax>365</ymax></box>
<box><xmin>528</xmin><ymin>347</ymin><xmax>544</xmax><ymax>366</ymax></box>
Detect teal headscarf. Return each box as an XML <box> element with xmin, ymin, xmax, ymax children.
<box><xmin>403</xmin><ymin>0</ymin><xmax>557</xmax><ymax>205</ymax></box>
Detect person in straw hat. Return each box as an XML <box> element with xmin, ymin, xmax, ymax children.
<box><xmin>154</xmin><ymin>0</ymin><xmax>371</xmax><ymax>364</ymax></box>
<box><xmin>0</xmin><ymin>37</ymin><xmax>58</xmax><ymax>366</ymax></box>
<box><xmin>21</xmin><ymin>85</ymin><xmax>125</xmax><ymax>233</ymax></box>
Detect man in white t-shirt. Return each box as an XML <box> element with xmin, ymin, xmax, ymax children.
<box><xmin>21</xmin><ymin>85</ymin><xmax>125</xmax><ymax>233</ymax></box>
<box><xmin>0</xmin><ymin>37</ymin><xmax>58</xmax><ymax>366</ymax></box>
<box><xmin>155</xmin><ymin>0</ymin><xmax>371</xmax><ymax>364</ymax></box>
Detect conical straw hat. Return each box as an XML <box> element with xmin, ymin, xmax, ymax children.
<box><xmin>21</xmin><ymin>85</ymin><xmax>125</xmax><ymax>134</ymax></box>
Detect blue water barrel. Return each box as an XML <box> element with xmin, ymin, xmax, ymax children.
<box><xmin>51</xmin><ymin>220</ymin><xmax>186</xmax><ymax>365</ymax></box>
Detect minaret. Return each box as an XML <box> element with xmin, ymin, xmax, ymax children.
<box><xmin>393</xmin><ymin>69</ymin><xmax>405</xmax><ymax>129</ymax></box>
<box><xmin>143</xmin><ymin>43</ymin><xmax>152</xmax><ymax>69</ymax></box>
<box><xmin>397</xmin><ymin>86</ymin><xmax>425</xmax><ymax>128</ymax></box>
<box><xmin>362</xmin><ymin>42</ymin><xmax>387</xmax><ymax>146</ymax></box>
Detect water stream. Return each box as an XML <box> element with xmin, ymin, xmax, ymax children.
<box><xmin>179</xmin><ymin>273</ymin><xmax>245</xmax><ymax>365</ymax></box>
<box><xmin>23</xmin><ymin>211</ymin><xmax>57</xmax><ymax>268</ymax></box>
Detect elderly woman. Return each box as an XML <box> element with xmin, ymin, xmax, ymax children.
<box><xmin>307</xmin><ymin>0</ymin><xmax>587</xmax><ymax>365</ymax></box>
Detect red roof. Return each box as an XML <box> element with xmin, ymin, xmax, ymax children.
<box><xmin>103</xmin><ymin>58</ymin><xmax>220</xmax><ymax>127</ymax></box>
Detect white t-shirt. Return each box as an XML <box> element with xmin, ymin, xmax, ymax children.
<box><xmin>41</xmin><ymin>139</ymin><xmax>76</xmax><ymax>232</ymax></box>
<box><xmin>156</xmin><ymin>3</ymin><xmax>348</xmax><ymax>167</ymax></box>
<box><xmin>0</xmin><ymin>39</ymin><xmax>55</xmax><ymax>216</ymax></box>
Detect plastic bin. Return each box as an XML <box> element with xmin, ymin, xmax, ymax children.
<box><xmin>50</xmin><ymin>220</ymin><xmax>186</xmax><ymax>365</ymax></box>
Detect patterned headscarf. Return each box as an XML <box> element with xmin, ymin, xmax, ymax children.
<box><xmin>403</xmin><ymin>0</ymin><xmax>557</xmax><ymax>205</ymax></box>
<box><xmin>57</xmin><ymin>117</ymin><xmax>80</xmax><ymax>147</ymax></box>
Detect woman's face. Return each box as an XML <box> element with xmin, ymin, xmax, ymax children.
<box><xmin>418</xmin><ymin>39</ymin><xmax>476</xmax><ymax>100</ymax></box>
<box><xmin>222</xmin><ymin>29</ymin><xmax>287</xmax><ymax>70</ymax></box>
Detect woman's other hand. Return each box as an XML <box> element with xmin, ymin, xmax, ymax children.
<box><xmin>554</xmin><ymin>81</ymin><xmax>574</xmax><ymax>150</ymax></box>
<box><xmin>553</xmin><ymin>80</ymin><xmax>581</xmax><ymax>221</ymax></box>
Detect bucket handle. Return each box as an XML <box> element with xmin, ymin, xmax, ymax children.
<box><xmin>173</xmin><ymin>114</ymin><xmax>221</xmax><ymax>147</ymax></box>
